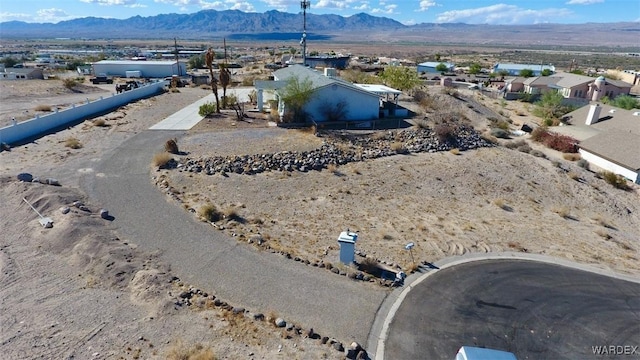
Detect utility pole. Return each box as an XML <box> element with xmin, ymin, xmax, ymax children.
<box><xmin>174</xmin><ymin>37</ymin><xmax>180</xmax><ymax>76</ymax></box>
<box><xmin>300</xmin><ymin>1</ymin><xmax>310</xmax><ymax>66</ymax></box>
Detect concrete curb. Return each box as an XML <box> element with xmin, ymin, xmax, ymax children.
<box><xmin>366</xmin><ymin>251</ymin><xmax>640</xmax><ymax>360</ymax></box>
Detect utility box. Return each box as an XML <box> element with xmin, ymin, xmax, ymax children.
<box><xmin>337</xmin><ymin>230</ymin><xmax>358</xmax><ymax>264</ymax></box>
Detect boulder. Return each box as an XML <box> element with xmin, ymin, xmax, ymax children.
<box><xmin>17</xmin><ymin>173</ymin><xmax>33</xmax><ymax>182</ymax></box>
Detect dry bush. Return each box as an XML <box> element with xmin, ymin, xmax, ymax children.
<box><xmin>390</xmin><ymin>141</ymin><xmax>407</xmax><ymax>154</ymax></box>
<box><xmin>166</xmin><ymin>340</ymin><xmax>216</xmax><ymax>360</ymax></box>
<box><xmin>93</xmin><ymin>118</ymin><xmax>107</xmax><ymax>127</ymax></box>
<box><xmin>592</xmin><ymin>214</ymin><xmax>615</xmax><ymax>229</ymax></box>
<box><xmin>199</xmin><ymin>203</ymin><xmax>222</xmax><ymax>222</ymax></box>
<box><xmin>567</xmin><ymin>171</ymin><xmax>581</xmax><ymax>181</ymax></box>
<box><xmin>370</xmin><ymin>131</ymin><xmax>388</xmax><ymax>140</ymax></box>
<box><xmin>449</xmin><ymin>148</ymin><xmax>461</xmax><ymax>155</ymax></box>
<box><xmin>531</xmin><ymin>127</ymin><xmax>578</xmax><ymax>153</ymax></box>
<box><xmin>563</xmin><ymin>153</ymin><xmax>581</xmax><ymax>161</ymax></box>
<box><xmin>594</xmin><ymin>229</ymin><xmax>612</xmax><ymax>240</ymax></box>
<box><xmin>327</xmin><ymin>163</ymin><xmax>338</xmax><ymax>173</ymax></box>
<box><xmin>222</xmin><ymin>205</ymin><xmax>241</xmax><ymax>221</ymax></box>
<box><xmin>34</xmin><ymin>104</ymin><xmax>52</xmax><ymax>112</ymax></box>
<box><xmin>553</xmin><ymin>206</ymin><xmax>571</xmax><ymax>219</ymax></box>
<box><xmin>359</xmin><ymin>257</ymin><xmax>380</xmax><ymax>275</ymax></box>
<box><xmin>152</xmin><ymin>152</ymin><xmax>172</xmax><ymax>168</ymax></box>
<box><xmin>600</xmin><ymin>171</ymin><xmax>630</xmax><ymax>190</ymax></box>
<box><xmin>493</xmin><ymin>198</ymin><xmax>510</xmax><ymax>211</ymax></box>
<box><xmin>297</xmin><ymin>124</ymin><xmax>317</xmax><ymax>134</ymax></box>
<box><xmin>165</xmin><ymin>138</ymin><xmax>179</xmax><ymax>154</ymax></box>
<box><xmin>64</xmin><ymin>137</ymin><xmax>82</xmax><ymax>149</ymax></box>
<box><xmin>434</xmin><ymin>123</ymin><xmax>456</xmax><ymax>143</ymax></box>
<box><xmin>412</xmin><ymin>118</ymin><xmax>429</xmax><ymax>129</ymax></box>
<box><xmin>62</xmin><ymin>78</ymin><xmax>78</xmax><ymax>89</ymax></box>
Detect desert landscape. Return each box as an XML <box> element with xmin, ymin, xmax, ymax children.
<box><xmin>1</xmin><ymin>67</ymin><xmax>639</xmax><ymax>359</ymax></box>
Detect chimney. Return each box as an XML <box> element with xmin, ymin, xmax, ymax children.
<box><xmin>585</xmin><ymin>104</ymin><xmax>601</xmax><ymax>125</ymax></box>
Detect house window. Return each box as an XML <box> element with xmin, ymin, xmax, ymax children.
<box><xmin>575</xmin><ymin>89</ymin><xmax>583</xmax><ymax>98</ymax></box>
<box><xmin>606</xmin><ymin>90</ymin><xmax>614</xmax><ymax>97</ymax></box>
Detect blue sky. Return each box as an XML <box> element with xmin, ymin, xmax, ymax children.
<box><xmin>1</xmin><ymin>0</ymin><xmax>638</xmax><ymax>25</ymax></box>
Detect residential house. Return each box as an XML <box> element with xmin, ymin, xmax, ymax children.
<box><xmin>558</xmin><ymin>104</ymin><xmax>640</xmax><ymax>184</ymax></box>
<box><xmin>493</xmin><ymin>63</ymin><xmax>555</xmax><ymax>76</ymax></box>
<box><xmin>503</xmin><ymin>73</ymin><xmax>632</xmax><ymax>102</ymax></box>
<box><xmin>417</xmin><ymin>62</ymin><xmax>455</xmax><ymax>74</ymax></box>
<box><xmin>0</xmin><ymin>67</ymin><xmax>44</xmax><ymax>80</ymax></box>
<box><xmin>254</xmin><ymin>65</ymin><xmax>399</xmax><ymax>123</ymax></box>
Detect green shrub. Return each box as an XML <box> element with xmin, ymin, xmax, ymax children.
<box><xmin>198</xmin><ymin>102</ymin><xmax>217</xmax><ymax>116</ymax></box>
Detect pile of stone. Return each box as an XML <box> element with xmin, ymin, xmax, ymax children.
<box><xmin>176</xmin><ymin>126</ymin><xmax>491</xmax><ymax>176</ymax></box>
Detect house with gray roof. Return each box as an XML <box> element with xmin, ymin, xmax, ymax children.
<box><xmin>254</xmin><ymin>65</ymin><xmax>399</xmax><ymax>124</ymax></box>
<box><xmin>559</xmin><ymin>103</ymin><xmax>640</xmax><ymax>184</ymax></box>
<box><xmin>0</xmin><ymin>67</ymin><xmax>44</xmax><ymax>80</ymax></box>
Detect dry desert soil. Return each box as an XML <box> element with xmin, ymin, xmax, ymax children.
<box><xmin>1</xmin><ymin>77</ymin><xmax>639</xmax><ymax>359</ymax></box>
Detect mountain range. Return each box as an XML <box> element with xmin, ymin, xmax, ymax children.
<box><xmin>1</xmin><ymin>9</ymin><xmax>639</xmax><ymax>48</ymax></box>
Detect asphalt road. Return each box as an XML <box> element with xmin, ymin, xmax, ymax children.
<box><xmin>384</xmin><ymin>259</ymin><xmax>640</xmax><ymax>360</ymax></box>
<box><xmin>80</xmin><ymin>129</ymin><xmax>386</xmax><ymax>344</ymax></box>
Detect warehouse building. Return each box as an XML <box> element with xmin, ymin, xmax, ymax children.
<box><xmin>91</xmin><ymin>60</ymin><xmax>187</xmax><ymax>78</ymax></box>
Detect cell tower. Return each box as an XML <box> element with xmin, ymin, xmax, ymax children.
<box><xmin>300</xmin><ymin>1</ymin><xmax>310</xmax><ymax>66</ymax></box>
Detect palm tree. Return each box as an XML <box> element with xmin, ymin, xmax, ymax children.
<box><xmin>205</xmin><ymin>47</ymin><xmax>220</xmax><ymax>113</ymax></box>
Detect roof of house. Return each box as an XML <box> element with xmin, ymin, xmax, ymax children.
<box><xmin>565</xmin><ymin>104</ymin><xmax>640</xmax><ymax>171</ymax></box>
<box><xmin>549</xmin><ymin>72</ymin><xmax>594</xmax><ymax>88</ymax></box>
<box><xmin>353</xmin><ymin>83</ymin><xmax>402</xmax><ymax>95</ymax></box>
<box><xmin>417</xmin><ymin>61</ymin><xmax>455</xmax><ymax>68</ymax></box>
<box><xmin>523</xmin><ymin>76</ymin><xmax>558</xmax><ymax>86</ymax></box>
<box><xmin>579</xmin><ymin>131</ymin><xmax>640</xmax><ymax>170</ymax></box>
<box><xmin>4</xmin><ymin>67</ymin><xmax>41</xmax><ymax>74</ymax></box>
<box><xmin>604</xmin><ymin>78</ymin><xmax>633</xmax><ymax>89</ymax></box>
<box><xmin>494</xmin><ymin>63</ymin><xmax>555</xmax><ymax>71</ymax></box>
<box><xmin>273</xmin><ymin>65</ymin><xmax>381</xmax><ymax>98</ymax></box>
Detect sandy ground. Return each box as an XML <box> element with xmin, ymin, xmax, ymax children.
<box><xmin>1</xmin><ymin>77</ymin><xmax>639</xmax><ymax>359</ymax></box>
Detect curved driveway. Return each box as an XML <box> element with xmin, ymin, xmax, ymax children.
<box><xmin>80</xmin><ymin>129</ymin><xmax>386</xmax><ymax>343</ymax></box>
<box><xmin>378</xmin><ymin>258</ymin><xmax>640</xmax><ymax>359</ymax></box>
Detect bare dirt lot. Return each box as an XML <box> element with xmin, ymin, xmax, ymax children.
<box><xmin>1</xmin><ymin>77</ymin><xmax>639</xmax><ymax>359</ymax></box>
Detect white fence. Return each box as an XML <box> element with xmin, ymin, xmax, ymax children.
<box><xmin>0</xmin><ymin>81</ymin><xmax>167</xmax><ymax>146</ymax></box>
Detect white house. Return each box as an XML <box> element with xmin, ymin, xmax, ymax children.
<box><xmin>254</xmin><ymin>65</ymin><xmax>396</xmax><ymax>123</ymax></box>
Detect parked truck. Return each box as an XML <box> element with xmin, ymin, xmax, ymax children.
<box><xmin>90</xmin><ymin>73</ymin><xmax>113</xmax><ymax>84</ymax></box>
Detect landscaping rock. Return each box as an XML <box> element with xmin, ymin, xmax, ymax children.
<box><xmin>99</xmin><ymin>209</ymin><xmax>110</xmax><ymax>219</ymax></box>
<box><xmin>274</xmin><ymin>317</ymin><xmax>286</xmax><ymax>328</ymax></box>
<box><xmin>60</xmin><ymin>207</ymin><xmax>70</xmax><ymax>214</ymax></box>
<box><xmin>332</xmin><ymin>342</ymin><xmax>344</xmax><ymax>352</ymax></box>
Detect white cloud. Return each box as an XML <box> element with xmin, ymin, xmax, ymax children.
<box><xmin>80</xmin><ymin>0</ymin><xmax>139</xmax><ymax>5</ymax></box>
<box><xmin>436</xmin><ymin>4</ymin><xmax>573</xmax><ymax>25</ymax></box>
<box><xmin>371</xmin><ymin>3</ymin><xmax>397</xmax><ymax>15</ymax></box>
<box><xmin>0</xmin><ymin>11</ymin><xmax>32</xmax><ymax>22</ymax></box>
<box><xmin>36</xmin><ymin>8</ymin><xmax>73</xmax><ymax>22</ymax></box>
<box><xmin>418</xmin><ymin>0</ymin><xmax>437</xmax><ymax>12</ymax></box>
<box><xmin>566</xmin><ymin>0</ymin><xmax>604</xmax><ymax>4</ymax></box>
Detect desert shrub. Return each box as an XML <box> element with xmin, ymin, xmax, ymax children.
<box><xmin>64</xmin><ymin>137</ymin><xmax>82</xmax><ymax>149</ymax></box>
<box><xmin>504</xmin><ymin>140</ymin><xmax>526</xmax><ymax>149</ymax></box>
<box><xmin>480</xmin><ymin>132</ymin><xmax>499</xmax><ymax>144</ymax></box>
<box><xmin>92</xmin><ymin>118</ymin><xmax>107</xmax><ymax>127</ymax></box>
<box><xmin>600</xmin><ymin>171</ymin><xmax>630</xmax><ymax>190</ymax></box>
<box><xmin>563</xmin><ymin>153</ymin><xmax>581</xmax><ymax>161</ymax></box>
<box><xmin>34</xmin><ymin>104</ymin><xmax>52</xmax><ymax>112</ymax></box>
<box><xmin>152</xmin><ymin>152</ymin><xmax>172</xmax><ymax>167</ymax></box>
<box><xmin>320</xmin><ymin>100</ymin><xmax>349</xmax><ymax>122</ymax></box>
<box><xmin>567</xmin><ymin>171</ymin><xmax>580</xmax><ymax>181</ymax></box>
<box><xmin>198</xmin><ymin>203</ymin><xmax>222</xmax><ymax>222</ymax></box>
<box><xmin>198</xmin><ymin>102</ymin><xmax>217</xmax><ymax>117</ymax></box>
<box><xmin>247</xmin><ymin>89</ymin><xmax>257</xmax><ymax>104</ymax></box>
<box><xmin>166</xmin><ymin>340</ymin><xmax>216</xmax><ymax>360</ymax></box>
<box><xmin>223</xmin><ymin>93</ymin><xmax>238</xmax><ymax>108</ymax></box>
<box><xmin>493</xmin><ymin>198</ymin><xmax>510</xmax><ymax>210</ymax></box>
<box><xmin>412</xmin><ymin>118</ymin><xmax>429</xmax><ymax>129</ymax></box>
<box><xmin>359</xmin><ymin>257</ymin><xmax>380</xmax><ymax>275</ymax></box>
<box><xmin>62</xmin><ymin>78</ymin><xmax>78</xmax><ymax>89</ymax></box>
<box><xmin>553</xmin><ymin>206</ymin><xmax>571</xmax><ymax>219</ymax></box>
<box><xmin>576</xmin><ymin>159</ymin><xmax>589</xmax><ymax>169</ymax></box>
<box><xmin>490</xmin><ymin>128</ymin><xmax>510</xmax><ymax>139</ymax></box>
<box><xmin>327</xmin><ymin>163</ymin><xmax>339</xmax><ymax>173</ymax></box>
<box><xmin>434</xmin><ymin>123</ymin><xmax>456</xmax><ymax>143</ymax></box>
<box><xmin>390</xmin><ymin>141</ymin><xmax>407</xmax><ymax>154</ymax></box>
<box><xmin>165</xmin><ymin>138</ymin><xmax>179</xmax><ymax>154</ymax></box>
<box><xmin>529</xmin><ymin>149</ymin><xmax>546</xmax><ymax>158</ymax></box>
<box><xmin>517</xmin><ymin>143</ymin><xmax>532</xmax><ymax>153</ymax></box>
<box><xmin>241</xmin><ymin>76</ymin><xmax>255</xmax><ymax>87</ymax></box>
<box><xmin>223</xmin><ymin>205</ymin><xmax>242</xmax><ymax>221</ymax></box>
<box><xmin>449</xmin><ymin>148</ymin><xmax>460</xmax><ymax>155</ymax></box>
<box><xmin>530</xmin><ymin>127</ymin><xmax>578</xmax><ymax>153</ymax></box>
